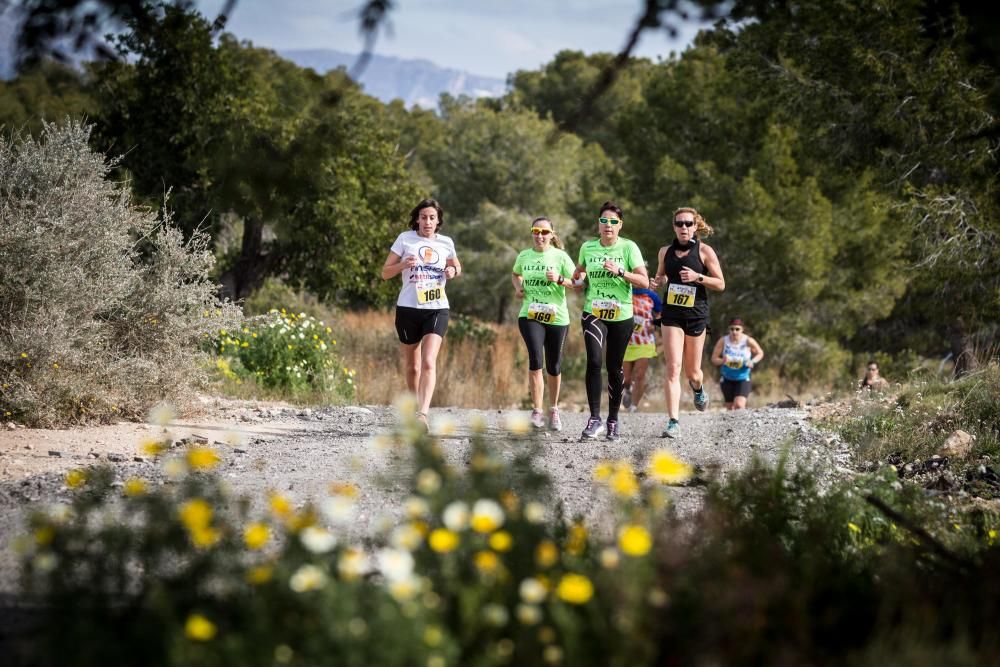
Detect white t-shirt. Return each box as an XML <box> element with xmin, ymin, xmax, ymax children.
<box><xmin>390</xmin><ymin>230</ymin><xmax>457</xmax><ymax>309</ymax></box>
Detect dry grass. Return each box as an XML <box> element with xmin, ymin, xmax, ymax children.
<box><xmin>331</xmin><ymin>311</ymin><xmax>840</xmax><ymax>412</ymax></box>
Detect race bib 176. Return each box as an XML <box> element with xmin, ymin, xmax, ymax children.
<box><xmin>591</xmin><ymin>299</ymin><xmax>620</xmax><ymax>320</ymax></box>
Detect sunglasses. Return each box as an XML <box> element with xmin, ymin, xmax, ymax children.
<box><xmin>598</xmin><ymin>217</ymin><xmax>621</xmax><ymax>225</ymax></box>
<box><xmin>531</xmin><ymin>227</ymin><xmax>552</xmax><ymax>236</ymax></box>
<box><xmin>674</xmin><ymin>220</ymin><xmax>696</xmax><ymax>228</ymax></box>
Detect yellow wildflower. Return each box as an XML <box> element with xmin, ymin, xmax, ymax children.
<box><xmin>618</xmin><ymin>524</ymin><xmax>653</xmax><ymax>557</ymax></box>
<box><xmin>65</xmin><ymin>469</ymin><xmax>86</xmax><ymax>489</ymax></box>
<box><xmin>489</xmin><ymin>530</ymin><xmax>513</xmax><ymax>552</ymax></box>
<box><xmin>246</xmin><ymin>565</ymin><xmax>273</xmax><ymax>585</ymax></box>
<box><xmin>423</xmin><ymin>625</ymin><xmax>443</xmax><ymax>647</ymax></box>
<box><xmin>647</xmin><ymin>450</ymin><xmax>694</xmax><ymax>484</ymax></box>
<box><xmin>269</xmin><ymin>492</ymin><xmax>293</xmax><ymax>518</ymax></box>
<box><xmin>555</xmin><ymin>573</ymin><xmax>594</xmax><ymax>605</ymax></box>
<box><xmin>179</xmin><ymin>498</ymin><xmax>213</xmax><ymax>530</ymax></box>
<box><xmin>610</xmin><ymin>464</ymin><xmax>640</xmax><ymax>498</ymax></box>
<box><xmin>535</xmin><ymin>540</ymin><xmax>559</xmax><ymax>568</ymax></box>
<box><xmin>428</xmin><ymin>528</ymin><xmax>460</xmax><ymax>553</ymax></box>
<box><xmin>593</xmin><ymin>461</ymin><xmax>614</xmax><ymax>482</ymax></box>
<box><xmin>187</xmin><ymin>446</ymin><xmax>220</xmax><ymax>471</ymax></box>
<box><xmin>123</xmin><ymin>478</ymin><xmax>147</xmax><ymax>497</ymax></box>
<box><xmin>474</xmin><ymin>550</ymin><xmax>500</xmax><ymax>574</ymax></box>
<box><xmin>190</xmin><ymin>525</ymin><xmax>221</xmax><ymax>548</ymax></box>
<box><xmin>34</xmin><ymin>525</ymin><xmax>55</xmax><ymax>547</ymax></box>
<box><xmin>566</xmin><ymin>522</ymin><xmax>588</xmax><ymax>556</ymax></box>
<box><xmin>184</xmin><ymin>613</ymin><xmax>217</xmax><ymax>641</ymax></box>
<box><xmin>848</xmin><ymin>522</ymin><xmax>862</xmax><ymax>534</ymax></box>
<box><xmin>243</xmin><ymin>522</ymin><xmax>270</xmax><ymax>550</ymax></box>
<box><xmin>329</xmin><ymin>482</ymin><xmax>359</xmax><ymax>497</ymax></box>
<box><xmin>470</xmin><ymin>499</ymin><xmax>505</xmax><ymax>533</ymax></box>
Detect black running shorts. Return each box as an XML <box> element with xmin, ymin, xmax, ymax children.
<box><xmin>720</xmin><ymin>378</ymin><xmax>752</xmax><ymax>402</ymax></box>
<box><xmin>659</xmin><ymin>316</ymin><xmax>707</xmax><ymax>337</ymax></box>
<box><xmin>394</xmin><ymin>307</ymin><xmax>449</xmax><ymax>345</ymax></box>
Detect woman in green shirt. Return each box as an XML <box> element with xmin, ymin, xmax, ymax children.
<box><xmin>512</xmin><ymin>217</ymin><xmax>577</xmax><ymax>431</ymax></box>
<box><xmin>573</xmin><ymin>201</ymin><xmax>650</xmax><ymax>441</ymax></box>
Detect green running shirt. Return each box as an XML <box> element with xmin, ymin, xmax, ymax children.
<box><xmin>512</xmin><ymin>247</ymin><xmax>576</xmax><ymax>326</ymax></box>
<box><xmin>577</xmin><ymin>237</ymin><xmax>644</xmax><ymax>321</ymax></box>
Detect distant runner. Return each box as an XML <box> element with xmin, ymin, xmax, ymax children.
<box><xmin>381</xmin><ymin>198</ymin><xmax>461</xmax><ymax>430</ymax></box>
<box><xmin>653</xmin><ymin>207</ymin><xmax>725</xmax><ymax>438</ymax></box>
<box><xmin>574</xmin><ymin>201</ymin><xmax>649</xmax><ymax>442</ymax></box>
<box><xmin>710</xmin><ymin>317</ymin><xmax>764</xmax><ymax>410</ymax></box>
<box><xmin>512</xmin><ymin>217</ymin><xmax>577</xmax><ymax>431</ymax></box>
<box><xmin>623</xmin><ymin>284</ymin><xmax>662</xmax><ymax>413</ymax></box>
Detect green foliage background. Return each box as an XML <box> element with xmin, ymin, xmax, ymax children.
<box><xmin>2</xmin><ymin>0</ymin><xmax>998</xmax><ymax>386</ymax></box>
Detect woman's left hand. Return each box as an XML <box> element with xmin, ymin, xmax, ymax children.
<box><xmin>603</xmin><ymin>260</ymin><xmax>621</xmax><ymax>275</ymax></box>
<box><xmin>679</xmin><ymin>267</ymin><xmax>700</xmax><ymax>283</ymax></box>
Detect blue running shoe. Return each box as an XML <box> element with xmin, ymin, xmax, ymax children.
<box><xmin>662</xmin><ymin>419</ymin><xmax>680</xmax><ymax>439</ymax></box>
<box><xmin>691</xmin><ymin>382</ymin><xmax>709</xmax><ymax>412</ymax></box>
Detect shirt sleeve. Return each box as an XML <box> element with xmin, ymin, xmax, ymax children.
<box><xmin>577</xmin><ymin>243</ymin><xmax>586</xmax><ymax>267</ymax></box>
<box><xmin>390</xmin><ymin>233</ymin><xmax>405</xmax><ymax>257</ymax></box>
<box><xmin>626</xmin><ymin>241</ymin><xmax>644</xmax><ymax>271</ymax></box>
<box><xmin>512</xmin><ymin>251</ymin><xmax>523</xmax><ymax>275</ymax></box>
<box><xmin>445</xmin><ymin>237</ymin><xmax>457</xmax><ymax>261</ymax></box>
<box><xmin>650</xmin><ymin>290</ymin><xmax>663</xmax><ymax>313</ymax></box>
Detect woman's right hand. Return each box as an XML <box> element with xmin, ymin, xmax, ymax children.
<box><xmin>404</xmin><ymin>254</ymin><xmax>419</xmax><ymax>269</ymax></box>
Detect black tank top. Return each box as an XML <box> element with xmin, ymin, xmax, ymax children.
<box><xmin>662</xmin><ymin>238</ymin><xmax>709</xmax><ymax>320</ymax></box>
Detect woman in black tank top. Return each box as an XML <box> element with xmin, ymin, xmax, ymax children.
<box><xmin>652</xmin><ymin>207</ymin><xmax>726</xmax><ymax>438</ymax></box>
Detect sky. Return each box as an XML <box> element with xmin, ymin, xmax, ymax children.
<box><xmin>196</xmin><ymin>0</ymin><xmax>704</xmax><ymax>79</ymax></box>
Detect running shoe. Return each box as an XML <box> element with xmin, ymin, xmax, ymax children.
<box><xmin>662</xmin><ymin>419</ymin><xmax>680</xmax><ymax>439</ymax></box>
<box><xmin>605</xmin><ymin>419</ymin><xmax>620</xmax><ymax>441</ymax></box>
<box><xmin>530</xmin><ymin>408</ymin><xmax>546</xmax><ymax>429</ymax></box>
<box><xmin>622</xmin><ymin>386</ymin><xmax>633</xmax><ymax>409</ymax></box>
<box><xmin>627</xmin><ymin>404</ymin><xmax>638</xmax><ymax>414</ymax></box>
<box><xmin>548</xmin><ymin>407</ymin><xmax>563</xmax><ymax>432</ymax></box>
<box><xmin>581</xmin><ymin>417</ymin><xmax>603</xmax><ymax>440</ymax></box>
<box><xmin>692</xmin><ymin>383</ymin><xmax>709</xmax><ymax>412</ymax></box>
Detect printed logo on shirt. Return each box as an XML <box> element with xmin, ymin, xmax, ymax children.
<box><xmin>419</xmin><ymin>246</ymin><xmax>440</xmax><ymax>265</ymax></box>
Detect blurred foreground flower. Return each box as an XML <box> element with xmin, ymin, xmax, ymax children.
<box><xmin>618</xmin><ymin>524</ymin><xmax>652</xmax><ymax>557</ymax></box>
<box><xmin>470</xmin><ymin>499</ymin><xmax>505</xmax><ymax>533</ymax></box>
<box><xmin>148</xmin><ymin>402</ymin><xmax>176</xmax><ymax>426</ymax></box>
<box><xmin>184</xmin><ymin>613</ymin><xmax>217</xmax><ymax>641</ymax></box>
<box><xmin>290</xmin><ymin>564</ymin><xmax>327</xmax><ymax>592</ymax></box>
<box><xmin>556</xmin><ymin>573</ymin><xmax>594</xmax><ymax>605</ymax></box>
<box><xmin>648</xmin><ymin>450</ymin><xmax>693</xmax><ymax>485</ymax></box>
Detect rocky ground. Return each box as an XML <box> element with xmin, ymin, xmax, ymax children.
<box><xmin>0</xmin><ymin>396</ymin><xmax>848</xmax><ymax>598</ymax></box>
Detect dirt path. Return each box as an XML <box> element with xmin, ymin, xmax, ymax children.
<box><xmin>0</xmin><ymin>398</ymin><xmax>846</xmax><ymax>596</ymax></box>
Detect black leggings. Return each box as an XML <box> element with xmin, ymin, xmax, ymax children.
<box><xmin>518</xmin><ymin>318</ymin><xmax>569</xmax><ymax>376</ymax></box>
<box><xmin>581</xmin><ymin>313</ymin><xmax>634</xmax><ymax>420</ymax></box>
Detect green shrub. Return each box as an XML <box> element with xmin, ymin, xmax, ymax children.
<box><xmin>835</xmin><ymin>363</ymin><xmax>1000</xmax><ymax>468</ymax></box>
<box><xmin>0</xmin><ymin>121</ymin><xmax>241</xmax><ymax>426</ymax></box>
<box><xmin>214</xmin><ymin>309</ymin><xmax>355</xmax><ymax>400</ymax></box>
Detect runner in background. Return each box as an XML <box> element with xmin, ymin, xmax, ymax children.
<box><xmin>381</xmin><ymin>198</ymin><xmax>461</xmax><ymax>430</ymax></box>
<box><xmin>623</xmin><ymin>283</ymin><xmax>662</xmax><ymax>413</ymax></box>
<box><xmin>512</xmin><ymin>217</ymin><xmax>577</xmax><ymax>431</ymax></box>
<box><xmin>710</xmin><ymin>317</ymin><xmax>764</xmax><ymax>410</ymax></box>
<box><xmin>653</xmin><ymin>207</ymin><xmax>725</xmax><ymax>438</ymax></box>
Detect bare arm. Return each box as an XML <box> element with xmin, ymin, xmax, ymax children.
<box><xmin>445</xmin><ymin>256</ymin><xmax>462</xmax><ymax>279</ymax></box>
<box><xmin>511</xmin><ymin>272</ymin><xmax>524</xmax><ymax>298</ymax></box>
<box><xmin>381</xmin><ymin>251</ymin><xmax>415</xmax><ymax>280</ymax></box>
<box><xmin>710</xmin><ymin>337</ymin><xmax>726</xmax><ymax>366</ymax></box>
<box><xmin>679</xmin><ymin>243</ymin><xmax>725</xmax><ymax>291</ymax></box>
<box><xmin>651</xmin><ymin>246</ymin><xmax>668</xmax><ymax>289</ymax></box>
<box><xmin>748</xmin><ymin>337</ymin><xmax>764</xmax><ymax>366</ymax></box>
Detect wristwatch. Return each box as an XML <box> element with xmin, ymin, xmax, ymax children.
<box><xmin>618</xmin><ymin>267</ymin><xmax>625</xmax><ymax>277</ymax></box>
<box><xmin>697</xmin><ymin>274</ymin><xmax>704</xmax><ymax>283</ymax></box>
<box><xmin>557</xmin><ymin>276</ymin><xmax>564</xmax><ymax>285</ymax></box>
